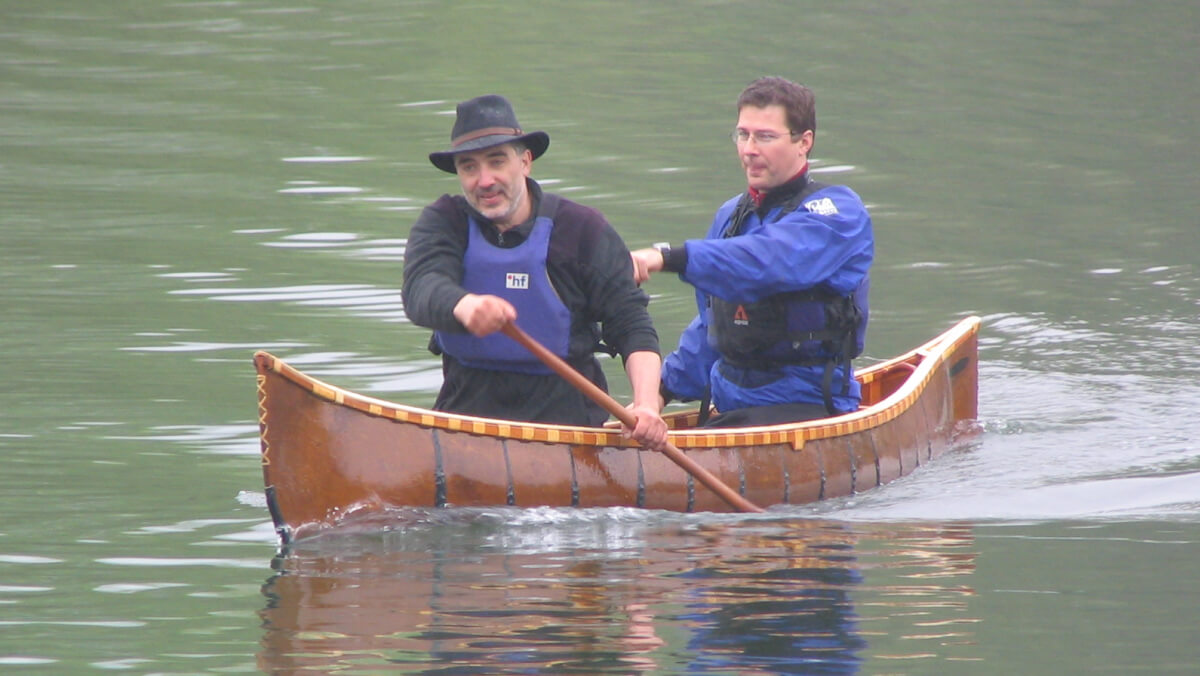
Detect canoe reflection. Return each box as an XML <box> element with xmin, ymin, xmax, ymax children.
<box><xmin>258</xmin><ymin>513</ymin><xmax>975</xmax><ymax>673</ymax></box>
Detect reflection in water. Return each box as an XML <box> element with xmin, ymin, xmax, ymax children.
<box><xmin>672</xmin><ymin>525</ymin><xmax>864</xmax><ymax>674</ymax></box>
<box><xmin>258</xmin><ymin>514</ymin><xmax>977</xmax><ymax>673</ymax></box>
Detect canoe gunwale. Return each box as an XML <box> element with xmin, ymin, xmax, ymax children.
<box><xmin>253</xmin><ymin>316</ymin><xmax>980</xmax><ymax>450</ymax></box>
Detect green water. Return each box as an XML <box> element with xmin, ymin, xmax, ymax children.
<box><xmin>2</xmin><ymin>1</ymin><xmax>1199</xmax><ymax>672</ymax></box>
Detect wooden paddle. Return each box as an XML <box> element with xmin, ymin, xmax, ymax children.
<box><xmin>500</xmin><ymin>323</ymin><xmax>764</xmax><ymax>513</ymax></box>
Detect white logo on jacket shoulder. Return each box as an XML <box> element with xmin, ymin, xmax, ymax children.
<box><xmin>505</xmin><ymin>272</ymin><xmax>530</xmax><ymax>290</ymax></box>
<box><xmin>804</xmin><ymin>197</ymin><xmax>838</xmax><ymax>216</ymax></box>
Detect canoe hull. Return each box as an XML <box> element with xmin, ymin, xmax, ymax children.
<box><xmin>256</xmin><ymin>317</ymin><xmax>980</xmax><ymax>542</ymax></box>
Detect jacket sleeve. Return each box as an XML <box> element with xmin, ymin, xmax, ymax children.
<box><xmin>680</xmin><ymin>185</ymin><xmax>874</xmax><ymax>302</ymax></box>
<box><xmin>401</xmin><ymin>195</ymin><xmax>471</xmax><ymax>332</ymax></box>
<box><xmin>660</xmin><ymin>302</ymin><xmax>718</xmax><ymax>402</ymax></box>
<box><xmin>572</xmin><ymin>207</ymin><xmax>660</xmax><ymax>360</ymax></box>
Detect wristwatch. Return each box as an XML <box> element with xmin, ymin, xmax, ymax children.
<box><xmin>652</xmin><ymin>241</ymin><xmax>671</xmax><ymax>264</ymax></box>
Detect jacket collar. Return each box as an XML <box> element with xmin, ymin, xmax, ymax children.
<box><xmin>749</xmin><ymin>164</ymin><xmax>809</xmax><ymax>212</ymax></box>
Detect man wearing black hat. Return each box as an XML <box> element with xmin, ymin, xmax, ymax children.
<box><xmin>402</xmin><ymin>95</ymin><xmax>667</xmax><ymax>449</ymax></box>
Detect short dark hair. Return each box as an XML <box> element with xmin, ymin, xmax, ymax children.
<box><xmin>737</xmin><ymin>77</ymin><xmax>816</xmax><ymax>147</ymax></box>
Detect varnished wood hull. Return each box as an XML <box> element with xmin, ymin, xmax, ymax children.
<box><xmin>255</xmin><ymin>316</ymin><xmax>980</xmax><ymax>542</ymax></box>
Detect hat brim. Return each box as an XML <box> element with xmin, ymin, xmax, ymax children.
<box><xmin>429</xmin><ymin>130</ymin><xmax>549</xmax><ymax>173</ymax></box>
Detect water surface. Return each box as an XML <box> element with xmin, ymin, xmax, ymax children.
<box><xmin>2</xmin><ymin>1</ymin><xmax>1198</xmax><ymax>672</ymax></box>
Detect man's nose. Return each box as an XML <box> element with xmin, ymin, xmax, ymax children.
<box><xmin>476</xmin><ymin>166</ymin><xmax>496</xmax><ymax>187</ymax></box>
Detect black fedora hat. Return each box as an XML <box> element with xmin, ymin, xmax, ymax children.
<box><xmin>429</xmin><ymin>94</ymin><xmax>550</xmax><ymax>174</ymax></box>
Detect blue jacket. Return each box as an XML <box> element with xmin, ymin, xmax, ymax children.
<box><xmin>662</xmin><ymin>177</ymin><xmax>874</xmax><ymax>414</ymax></box>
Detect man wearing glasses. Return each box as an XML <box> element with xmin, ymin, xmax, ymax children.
<box><xmin>630</xmin><ymin>77</ymin><xmax>874</xmax><ymax>427</ymax></box>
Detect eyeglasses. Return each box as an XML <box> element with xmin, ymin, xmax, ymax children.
<box><xmin>731</xmin><ymin>129</ymin><xmax>797</xmax><ymax>146</ymax></box>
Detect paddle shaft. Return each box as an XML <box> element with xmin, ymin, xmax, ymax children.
<box><xmin>500</xmin><ymin>324</ymin><xmax>764</xmax><ymax>513</ymax></box>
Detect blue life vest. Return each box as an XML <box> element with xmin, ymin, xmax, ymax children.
<box><xmin>435</xmin><ymin>205</ymin><xmax>570</xmax><ymax>375</ymax></box>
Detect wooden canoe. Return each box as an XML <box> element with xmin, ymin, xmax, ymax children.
<box><xmin>255</xmin><ymin>316</ymin><xmax>980</xmax><ymax>543</ymax></box>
